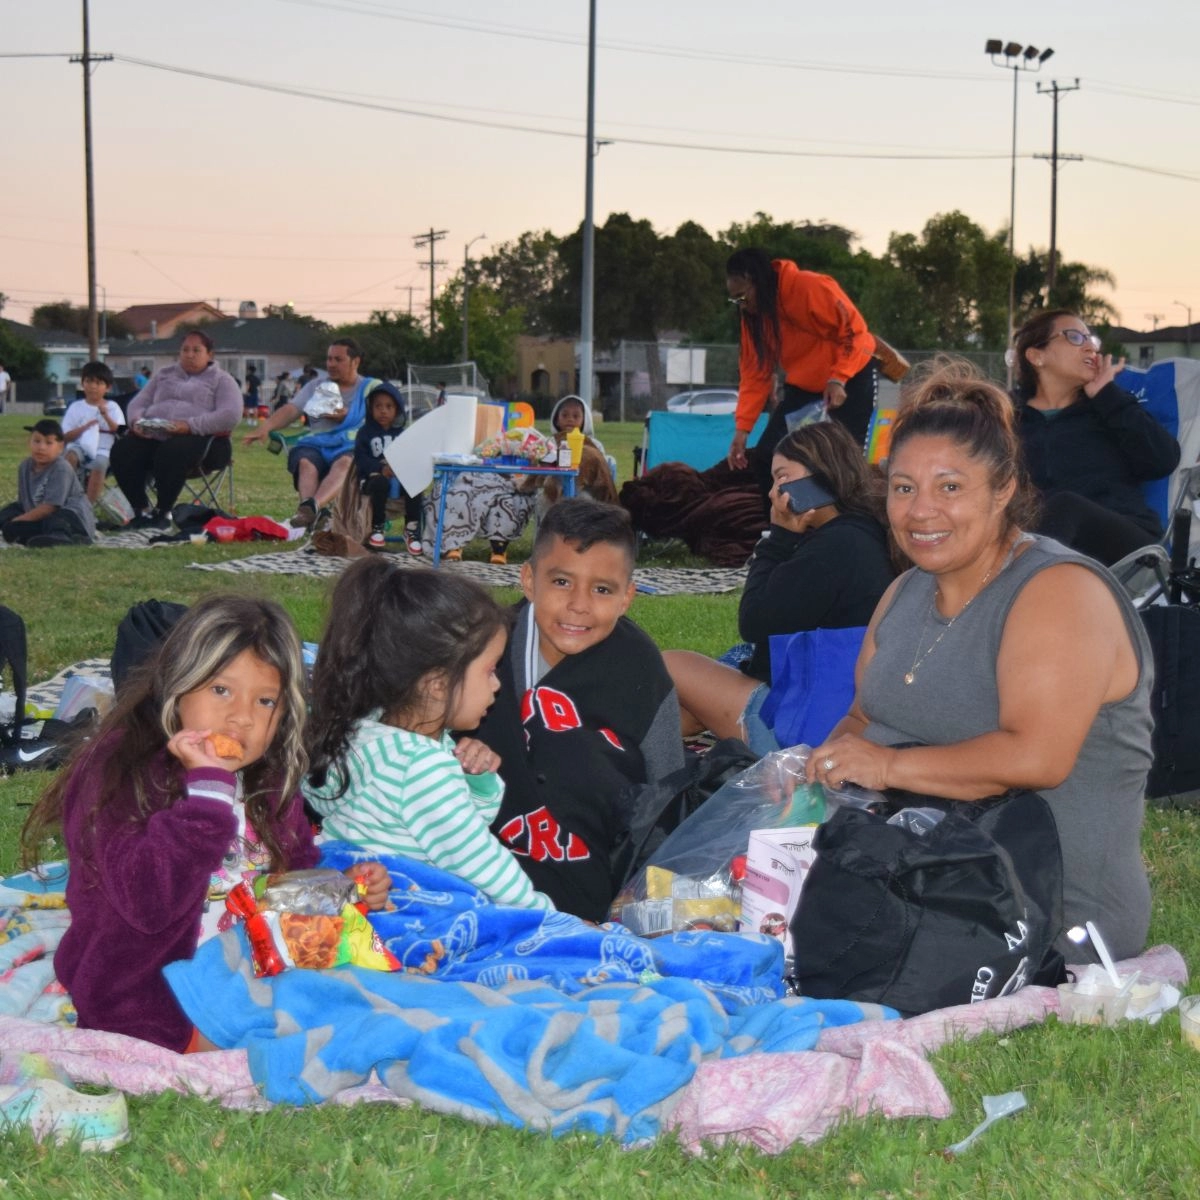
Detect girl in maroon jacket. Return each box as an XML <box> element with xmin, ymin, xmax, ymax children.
<box><xmin>22</xmin><ymin>595</ymin><xmax>389</xmax><ymax>1052</ymax></box>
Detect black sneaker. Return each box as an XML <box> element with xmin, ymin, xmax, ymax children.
<box><xmin>130</xmin><ymin>511</ymin><xmax>171</xmax><ymax>531</ymax></box>
<box><xmin>25</xmin><ymin>534</ymin><xmax>84</xmax><ymax>549</ymax></box>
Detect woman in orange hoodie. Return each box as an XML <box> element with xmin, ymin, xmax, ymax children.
<box><xmin>725</xmin><ymin>248</ymin><xmax>880</xmax><ymax>500</ymax></box>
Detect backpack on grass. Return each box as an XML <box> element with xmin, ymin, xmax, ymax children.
<box><xmin>790</xmin><ymin>788</ymin><xmax>1066</xmax><ymax>1016</ymax></box>
<box><xmin>0</xmin><ymin>606</ymin><xmax>28</xmax><ymax>749</ymax></box>
<box><xmin>111</xmin><ymin>600</ymin><xmax>189</xmax><ymax>697</ymax></box>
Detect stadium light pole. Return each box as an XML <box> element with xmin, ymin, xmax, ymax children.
<box><xmin>579</xmin><ymin>0</ymin><xmax>597</xmax><ymax>407</ymax></box>
<box><xmin>1174</xmin><ymin>301</ymin><xmax>1193</xmax><ymax>356</ymax></box>
<box><xmin>985</xmin><ymin>39</ymin><xmax>1054</xmax><ymax>387</ymax></box>
<box><xmin>461</xmin><ymin>234</ymin><xmax>486</xmax><ymax>363</ymax></box>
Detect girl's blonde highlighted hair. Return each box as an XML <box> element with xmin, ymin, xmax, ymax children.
<box><xmin>23</xmin><ymin>594</ymin><xmax>309</xmax><ymax>871</ymax></box>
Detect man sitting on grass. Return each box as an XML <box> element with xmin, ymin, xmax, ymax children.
<box><xmin>477</xmin><ymin>499</ymin><xmax>685</xmax><ymax>921</ymax></box>
<box><xmin>1</xmin><ymin>419</ymin><xmax>96</xmax><ymax>547</ymax></box>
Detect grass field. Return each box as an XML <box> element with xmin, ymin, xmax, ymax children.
<box><xmin>1</xmin><ymin>410</ymin><xmax>1197</xmax><ymax>1199</ymax></box>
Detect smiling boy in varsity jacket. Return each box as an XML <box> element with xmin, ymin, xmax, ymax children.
<box><xmin>477</xmin><ymin>499</ymin><xmax>684</xmax><ymax>921</ymax></box>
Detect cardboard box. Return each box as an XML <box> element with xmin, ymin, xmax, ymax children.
<box><xmin>738</xmin><ymin>826</ymin><xmax>818</xmax><ymax>964</ymax></box>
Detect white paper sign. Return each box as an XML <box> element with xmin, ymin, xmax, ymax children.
<box><xmin>384</xmin><ymin>395</ymin><xmax>477</xmax><ymax>496</ymax></box>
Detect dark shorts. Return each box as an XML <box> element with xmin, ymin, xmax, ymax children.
<box><xmin>286</xmin><ymin>443</ymin><xmax>346</xmax><ymax>486</ymax></box>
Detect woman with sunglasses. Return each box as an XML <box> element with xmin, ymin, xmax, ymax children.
<box><xmin>725</xmin><ymin>248</ymin><xmax>897</xmax><ymax>503</ymax></box>
<box><xmin>1013</xmin><ymin>310</ymin><xmax>1179</xmax><ymax>565</ymax></box>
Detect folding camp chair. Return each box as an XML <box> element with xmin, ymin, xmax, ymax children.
<box><xmin>147</xmin><ymin>435</ymin><xmax>235</xmax><ymax>514</ymax></box>
<box><xmin>635</xmin><ymin>410</ymin><xmax>769</xmax><ymax>478</ymax></box>
<box><xmin>1117</xmin><ymin>358</ymin><xmax>1200</xmax><ymax>568</ymax></box>
<box><xmin>177</xmin><ymin>435</ymin><xmax>235</xmax><ymax>512</ymax></box>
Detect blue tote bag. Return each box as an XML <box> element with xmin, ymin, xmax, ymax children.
<box><xmin>758</xmin><ymin>626</ymin><xmax>867</xmax><ymax>750</ymax></box>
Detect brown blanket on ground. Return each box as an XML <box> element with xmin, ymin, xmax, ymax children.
<box><xmin>620</xmin><ymin>460</ymin><xmax>766</xmax><ymax>566</ymax></box>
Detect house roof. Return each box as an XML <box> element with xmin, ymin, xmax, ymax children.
<box><xmin>0</xmin><ymin>317</ymin><xmax>92</xmax><ymax>350</ymax></box>
<box><xmin>116</xmin><ymin>302</ymin><xmax>226</xmax><ymax>335</ymax></box>
<box><xmin>1111</xmin><ymin>323</ymin><xmax>1200</xmax><ymax>344</ymax></box>
<box><xmin>108</xmin><ymin>316</ymin><xmax>326</xmax><ymax>357</ymax></box>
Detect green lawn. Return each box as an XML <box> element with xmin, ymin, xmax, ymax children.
<box><xmin>1</xmin><ymin>411</ymin><xmax>1197</xmax><ymax>1198</ymax></box>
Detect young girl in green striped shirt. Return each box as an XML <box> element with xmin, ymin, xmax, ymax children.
<box><xmin>304</xmin><ymin>557</ymin><xmax>554</xmax><ymax>911</ymax></box>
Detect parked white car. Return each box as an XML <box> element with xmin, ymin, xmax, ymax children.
<box><xmin>665</xmin><ymin>388</ymin><xmax>738</xmax><ymax>414</ymax></box>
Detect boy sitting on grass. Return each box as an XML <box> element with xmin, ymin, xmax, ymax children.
<box><xmin>61</xmin><ymin>361</ymin><xmax>125</xmax><ymax>504</ymax></box>
<box><xmin>1</xmin><ymin>419</ymin><xmax>97</xmax><ymax>547</ymax></box>
<box><xmin>479</xmin><ymin>498</ymin><xmax>685</xmax><ymax>920</ymax></box>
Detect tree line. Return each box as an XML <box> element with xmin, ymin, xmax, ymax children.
<box><xmin>3</xmin><ymin>209</ymin><xmax>1116</xmax><ymax>388</ymax></box>
<box><xmin>341</xmin><ymin>208</ymin><xmax>1116</xmax><ymax>388</ymax></box>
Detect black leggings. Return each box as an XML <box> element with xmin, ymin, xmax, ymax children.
<box><xmin>361</xmin><ymin>474</ymin><xmax>422</xmax><ymax>529</ymax></box>
<box><xmin>110</xmin><ymin>434</ymin><xmax>230</xmax><ymax>514</ymax></box>
<box><xmin>748</xmin><ymin>360</ymin><xmax>877</xmax><ymax>503</ymax></box>
<box><xmin>1036</xmin><ymin>491</ymin><xmax>1161</xmax><ymax>567</ymax></box>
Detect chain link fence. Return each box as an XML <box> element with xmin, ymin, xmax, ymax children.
<box><xmin>597</xmin><ymin>341</ymin><xmax>1009</xmax><ymax>421</ymax></box>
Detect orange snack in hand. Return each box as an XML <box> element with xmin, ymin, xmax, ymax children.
<box><xmin>210</xmin><ymin>733</ymin><xmax>243</xmax><ymax>760</ymax></box>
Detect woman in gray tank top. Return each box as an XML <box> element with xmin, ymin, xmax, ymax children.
<box><xmin>805</xmin><ymin>360</ymin><xmax>1153</xmax><ymax>961</ymax></box>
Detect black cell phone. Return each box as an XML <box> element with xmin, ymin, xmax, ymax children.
<box><xmin>779</xmin><ymin>476</ymin><xmax>837</xmax><ymax>514</ymax></box>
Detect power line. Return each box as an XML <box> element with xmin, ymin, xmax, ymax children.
<box><xmin>0</xmin><ymin>230</ymin><xmax>415</xmax><ymax>263</ymax></box>
<box><xmin>274</xmin><ymin>1</ymin><xmax>1200</xmax><ymax>112</ymax></box>
<box><xmin>105</xmin><ymin>55</ymin><xmax>1009</xmax><ymax>161</ymax></box>
<box><xmin>106</xmin><ymin>55</ymin><xmax>1200</xmax><ymax>173</ymax></box>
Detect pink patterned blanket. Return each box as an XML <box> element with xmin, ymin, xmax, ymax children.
<box><xmin>0</xmin><ymin>945</ymin><xmax>1186</xmax><ymax>1154</ymax></box>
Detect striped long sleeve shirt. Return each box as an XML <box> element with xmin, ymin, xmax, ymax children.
<box><xmin>304</xmin><ymin>715</ymin><xmax>553</xmax><ymax>911</ymax></box>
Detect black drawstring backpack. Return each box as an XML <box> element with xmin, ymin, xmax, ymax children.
<box><xmin>111</xmin><ymin>600</ymin><xmax>189</xmax><ymax>697</ymax></box>
<box><xmin>0</xmin><ymin>605</ymin><xmax>28</xmax><ymax>748</ymax></box>
<box><xmin>789</xmin><ymin>789</ymin><xmax>1065</xmax><ymax>1016</ymax></box>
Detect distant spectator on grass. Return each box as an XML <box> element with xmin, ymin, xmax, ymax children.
<box><xmin>243</xmin><ymin>338</ymin><xmax>378</xmax><ymax>529</ymax></box>
<box><xmin>110</xmin><ymin>331</ymin><xmax>241</xmax><ymax>530</ymax></box>
<box><xmin>61</xmin><ymin>360</ymin><xmax>126</xmax><ymax>503</ymax></box>
<box><xmin>1</xmin><ymin>418</ymin><xmax>96</xmax><ymax>546</ymax></box>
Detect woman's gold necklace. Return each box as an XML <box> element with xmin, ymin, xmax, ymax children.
<box><xmin>904</xmin><ymin>549</ymin><xmax>1008</xmax><ymax>685</ymax></box>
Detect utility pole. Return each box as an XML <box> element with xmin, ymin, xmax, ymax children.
<box><xmin>580</xmin><ymin>0</ymin><xmax>597</xmax><ymax>406</ymax></box>
<box><xmin>1035</xmin><ymin>79</ymin><xmax>1081</xmax><ymax>299</ymax></box>
<box><xmin>1146</xmin><ymin>313</ymin><xmax>1163</xmax><ymax>332</ymax></box>
<box><xmin>413</xmin><ymin>228</ymin><xmax>448</xmax><ymax>336</ymax></box>
<box><xmin>71</xmin><ymin>0</ymin><xmax>112</xmax><ymax>359</ymax></box>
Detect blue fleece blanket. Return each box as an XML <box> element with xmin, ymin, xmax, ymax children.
<box><xmin>166</xmin><ymin>844</ymin><xmax>892</xmax><ymax>1142</ymax></box>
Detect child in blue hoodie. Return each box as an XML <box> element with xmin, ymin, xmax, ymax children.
<box><xmin>353</xmin><ymin>383</ymin><xmax>423</xmax><ymax>552</ymax></box>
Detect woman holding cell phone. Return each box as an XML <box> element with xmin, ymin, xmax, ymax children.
<box><xmin>664</xmin><ymin>421</ymin><xmax>895</xmax><ymax>754</ymax></box>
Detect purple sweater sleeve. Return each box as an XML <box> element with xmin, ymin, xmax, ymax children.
<box><xmin>54</xmin><ymin>738</ymin><xmax>317</xmax><ymax>1052</ymax></box>
<box><xmin>82</xmin><ymin>766</ymin><xmax>240</xmax><ymax>936</ymax></box>
<box><xmin>187</xmin><ymin>369</ymin><xmax>243</xmax><ymax>436</ymax></box>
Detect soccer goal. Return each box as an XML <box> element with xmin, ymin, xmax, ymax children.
<box><xmin>406</xmin><ymin>360</ymin><xmax>491</xmax><ymax>397</ymax></box>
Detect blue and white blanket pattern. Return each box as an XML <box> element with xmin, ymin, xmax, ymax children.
<box><xmin>166</xmin><ymin>844</ymin><xmax>893</xmax><ymax>1143</ymax></box>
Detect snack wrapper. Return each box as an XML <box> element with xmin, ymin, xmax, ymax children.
<box><xmin>227</xmin><ymin>869</ymin><xmax>401</xmax><ymax>974</ymax></box>
<box><xmin>476</xmin><ymin>427</ymin><xmax>556</xmax><ymax>464</ymax></box>
<box><xmin>609</xmin><ymin>746</ymin><xmax>825</xmax><ymax>938</ymax></box>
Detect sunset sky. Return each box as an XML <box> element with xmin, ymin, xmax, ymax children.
<box><xmin>3</xmin><ymin>0</ymin><xmax>1198</xmax><ymax>336</ymax></box>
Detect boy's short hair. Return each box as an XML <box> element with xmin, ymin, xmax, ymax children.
<box><xmin>531</xmin><ymin>498</ymin><xmax>636</xmax><ymax>569</ymax></box>
<box><xmin>80</xmin><ymin>361</ymin><xmax>114</xmax><ymax>385</ymax></box>
<box><xmin>25</xmin><ymin>418</ymin><xmax>64</xmax><ymax>441</ymax></box>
